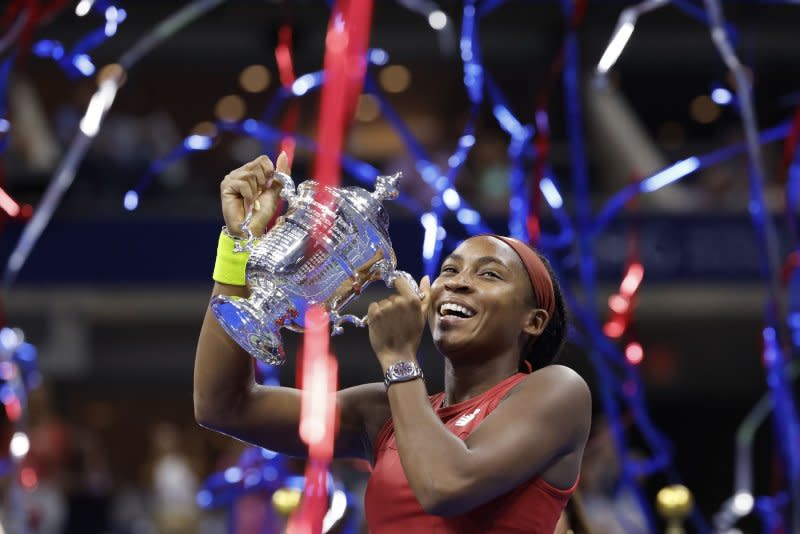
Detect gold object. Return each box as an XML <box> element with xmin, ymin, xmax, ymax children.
<box><xmin>272</xmin><ymin>487</ymin><xmax>302</xmax><ymax>516</ymax></box>
<box><xmin>656</xmin><ymin>485</ymin><xmax>694</xmax><ymax>534</ymax></box>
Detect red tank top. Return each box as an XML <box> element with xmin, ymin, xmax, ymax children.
<box><xmin>364</xmin><ymin>373</ymin><xmax>577</xmax><ymax>533</ymax></box>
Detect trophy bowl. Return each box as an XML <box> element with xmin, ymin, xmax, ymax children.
<box><xmin>211</xmin><ymin>171</ymin><xmax>419</xmax><ymax>366</ymax></box>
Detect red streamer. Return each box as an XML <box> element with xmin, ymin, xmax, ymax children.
<box><xmin>276</xmin><ymin>24</ymin><xmax>299</xmax><ymax>164</ymax></box>
<box><xmin>276</xmin><ymin>25</ymin><xmax>296</xmax><ymax>87</ymax></box>
<box><xmin>312</xmin><ymin>0</ymin><xmax>373</xmax><ymax>186</ymax></box>
<box><xmin>526</xmin><ymin>0</ymin><xmax>587</xmax><ymax>245</ymax></box>
<box><xmin>604</xmin><ymin>173</ymin><xmax>645</xmax><ymax>344</ymax></box>
<box><xmin>0</xmin><ymin>185</ymin><xmax>22</xmax><ymax>217</ymax></box>
<box><xmin>2</xmin><ymin>0</ymin><xmax>70</xmax><ymax>63</ymax></box>
<box><xmin>291</xmin><ymin>2</ymin><xmax>373</xmax><ymax>532</ymax></box>
<box><xmin>781</xmin><ymin>104</ymin><xmax>800</xmax><ymax>173</ymax></box>
<box><xmin>289</xmin><ymin>308</ymin><xmax>338</xmax><ymax>534</ymax></box>
<box><xmin>781</xmin><ymin>251</ymin><xmax>800</xmax><ymax>285</ymax></box>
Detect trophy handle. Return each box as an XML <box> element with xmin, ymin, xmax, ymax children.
<box><xmin>373</xmin><ymin>260</ymin><xmax>423</xmax><ymax>299</ymax></box>
<box><xmin>234</xmin><ymin>170</ymin><xmax>297</xmax><ymax>253</ymax></box>
<box><xmin>384</xmin><ymin>269</ymin><xmax>423</xmax><ymax>299</ymax></box>
<box><xmin>328</xmin><ymin>268</ymin><xmax>422</xmax><ymax>336</ymax></box>
<box><xmin>234</xmin><ymin>206</ymin><xmax>258</xmax><ymax>253</ymax></box>
<box><xmin>330</xmin><ymin>311</ymin><xmax>368</xmax><ymax>336</ymax></box>
<box><xmin>273</xmin><ymin>171</ymin><xmax>297</xmax><ymax>203</ymax></box>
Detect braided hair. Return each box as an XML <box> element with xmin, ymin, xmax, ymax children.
<box><xmin>519</xmin><ymin>252</ymin><xmax>567</xmax><ymax>372</ymax></box>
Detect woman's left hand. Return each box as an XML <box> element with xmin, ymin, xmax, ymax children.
<box><xmin>367</xmin><ymin>275</ymin><xmax>431</xmax><ymax>367</ymax></box>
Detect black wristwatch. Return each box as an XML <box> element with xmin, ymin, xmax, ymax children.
<box><xmin>384</xmin><ymin>361</ymin><xmax>424</xmax><ymax>389</ymax></box>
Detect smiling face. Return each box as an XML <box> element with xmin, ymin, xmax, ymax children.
<box><xmin>428</xmin><ymin>235</ymin><xmax>539</xmax><ymax>363</ymax></box>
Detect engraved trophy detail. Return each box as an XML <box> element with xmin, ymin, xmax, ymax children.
<box><xmin>210</xmin><ymin>171</ymin><xmax>420</xmax><ymax>366</ymax></box>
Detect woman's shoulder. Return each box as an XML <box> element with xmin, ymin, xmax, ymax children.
<box><xmin>511</xmin><ymin>365</ymin><xmax>591</xmax><ymax>414</ymax></box>
<box><xmin>531</xmin><ymin>364</ymin><xmax>588</xmax><ymax>387</ymax></box>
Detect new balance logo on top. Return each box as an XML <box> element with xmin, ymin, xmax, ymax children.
<box><xmin>454</xmin><ymin>408</ymin><xmax>481</xmax><ymax>427</ymax></box>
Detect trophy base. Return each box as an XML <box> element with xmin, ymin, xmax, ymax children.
<box><xmin>210</xmin><ymin>295</ymin><xmax>285</xmax><ymax>366</ymax></box>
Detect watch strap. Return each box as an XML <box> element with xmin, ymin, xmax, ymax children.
<box><xmin>384</xmin><ymin>361</ymin><xmax>424</xmax><ymax>389</ymax></box>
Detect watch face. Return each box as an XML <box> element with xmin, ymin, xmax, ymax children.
<box><xmin>393</xmin><ymin>362</ymin><xmax>416</xmax><ymax>378</ymax></box>
<box><xmin>385</xmin><ymin>361</ymin><xmax>422</xmax><ymax>387</ymax></box>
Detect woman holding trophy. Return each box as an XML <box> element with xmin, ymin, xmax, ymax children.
<box><xmin>194</xmin><ymin>153</ymin><xmax>591</xmax><ymax>533</ymax></box>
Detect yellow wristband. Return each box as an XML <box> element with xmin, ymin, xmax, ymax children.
<box><xmin>212</xmin><ymin>228</ymin><xmax>250</xmax><ymax>286</ymax></box>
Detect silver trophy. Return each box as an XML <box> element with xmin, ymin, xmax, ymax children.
<box><xmin>211</xmin><ymin>171</ymin><xmax>420</xmax><ymax>365</ymax></box>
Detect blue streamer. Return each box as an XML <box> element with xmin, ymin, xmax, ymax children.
<box><xmin>482</xmin><ymin>73</ymin><xmax>536</xmax><ymax>242</ymax></box>
<box><xmin>535</xmin><ymin>166</ymin><xmax>575</xmax><ymax>249</ymax></box>
<box><xmin>704</xmin><ymin>0</ymin><xmax>800</xmax><ymax>521</ymax></box>
<box><xmin>756</xmin><ymin>493</ymin><xmax>787</xmax><ymax>533</ymax></box>
<box><xmin>477</xmin><ymin>0</ymin><xmax>509</xmax><ymax>17</ymax></box>
<box><xmin>129</xmin><ymin>119</ymin><xmax>424</xmax><ymax>215</ymax></box>
<box><xmin>557</xmin><ymin>20</ymin><xmax>648</xmax><ymax>512</ymax></box>
<box><xmin>561</xmin><ymin>7</ymin><xmax>595</xmax><ymax>303</ymax></box>
<box><xmin>0</xmin><ymin>55</ymin><xmax>14</xmax><ymax>154</ymax></box>
<box><xmin>0</xmin><ymin>55</ymin><xmax>15</xmax><ymax>116</ymax></box>
<box><xmin>261</xmin><ymin>87</ymin><xmax>293</xmax><ymax>125</ymax></box>
<box><xmin>366</xmin><ymin>69</ymin><xmax>492</xmax><ymax>246</ymax></box>
<box><xmin>197</xmin><ymin>447</ymin><xmax>290</xmax><ymax>509</ymax></box>
<box><xmin>418</xmin><ymin>0</ymin><xmax>484</xmax><ymax>277</ymax></box>
<box><xmin>592</xmin><ymin>120</ymin><xmax>792</xmax><ymax>238</ymax></box>
<box><xmin>786</xmin><ymin>142</ymin><xmax>800</xmax><ymax>249</ymax></box>
<box><xmin>672</xmin><ymin>0</ymin><xmax>739</xmax><ymax>45</ymax></box>
<box><xmin>255</xmin><ymin>44</ymin><xmax>495</xmax><ymax>277</ymax></box>
<box><xmin>557</xmin><ymin>0</ymin><xmax>701</xmax><ymax>528</ymax></box>
<box><xmin>31</xmin><ymin>4</ymin><xmax>126</xmax><ymax>80</ymax></box>
<box><xmin>763</xmin><ymin>323</ymin><xmax>800</xmax><ymax>514</ymax></box>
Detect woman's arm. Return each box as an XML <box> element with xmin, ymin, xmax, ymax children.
<box><xmin>193</xmin><ymin>154</ymin><xmax>387</xmax><ymax>460</ymax></box>
<box><xmin>195</xmin><ymin>287</ymin><xmax>385</xmax><ymax>458</ymax></box>
<box><xmin>194</xmin><ymin>280</ymin><xmax>307</xmax><ymax>454</ymax></box>
<box><xmin>367</xmin><ymin>277</ymin><xmax>591</xmax><ymax>515</ymax></box>
<box><xmin>384</xmin><ymin>365</ymin><xmax>590</xmax><ymax>515</ymax></box>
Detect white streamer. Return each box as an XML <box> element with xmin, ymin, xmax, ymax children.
<box><xmin>3</xmin><ymin>0</ymin><xmax>227</xmax><ymax>288</ymax></box>
<box><xmin>595</xmin><ymin>0</ymin><xmax>670</xmax><ymax>77</ymax></box>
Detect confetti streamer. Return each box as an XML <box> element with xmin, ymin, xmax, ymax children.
<box><xmin>3</xmin><ymin>0</ymin><xmax>227</xmax><ymax>288</ymax></box>
<box><xmin>289</xmin><ymin>2</ymin><xmax>373</xmax><ymax>532</ymax></box>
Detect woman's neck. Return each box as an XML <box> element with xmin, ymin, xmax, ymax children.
<box><xmin>442</xmin><ymin>354</ymin><xmax>518</xmax><ymax>407</ymax></box>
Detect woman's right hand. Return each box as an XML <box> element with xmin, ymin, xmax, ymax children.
<box><xmin>220</xmin><ymin>152</ymin><xmax>290</xmax><ymax>237</ymax></box>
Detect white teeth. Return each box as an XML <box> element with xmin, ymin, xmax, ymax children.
<box><xmin>439</xmin><ymin>302</ymin><xmax>476</xmax><ymax>318</ymax></box>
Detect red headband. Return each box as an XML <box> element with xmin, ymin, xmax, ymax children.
<box><xmin>488</xmin><ymin>235</ymin><xmax>556</xmax><ymax>319</ymax></box>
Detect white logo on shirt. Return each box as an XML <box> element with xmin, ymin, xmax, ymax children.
<box><xmin>454</xmin><ymin>408</ymin><xmax>481</xmax><ymax>427</ymax></box>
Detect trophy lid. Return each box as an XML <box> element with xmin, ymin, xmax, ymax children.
<box><xmin>293</xmin><ymin>173</ymin><xmax>401</xmax><ymax>243</ymax></box>
<box><xmin>371</xmin><ymin>173</ymin><xmax>401</xmax><ymax>201</ymax></box>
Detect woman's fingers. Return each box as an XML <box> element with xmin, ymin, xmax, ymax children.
<box><xmin>394</xmin><ymin>276</ymin><xmax>417</xmax><ymax>301</ymax></box>
<box><xmin>276</xmin><ymin>151</ymin><xmax>290</xmax><ymax>174</ymax></box>
<box><xmin>254</xmin><ymin>155</ymin><xmax>274</xmax><ymax>185</ymax></box>
<box><xmin>221</xmin><ymin>154</ymin><xmax>288</xmax><ymax>236</ymax></box>
<box><xmin>231</xmin><ymin>180</ymin><xmax>254</xmax><ymax>205</ymax></box>
<box><xmin>229</xmin><ymin>158</ymin><xmax>273</xmax><ymax>203</ymax></box>
<box><xmin>419</xmin><ymin>275</ymin><xmax>431</xmax><ymax>315</ymax></box>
